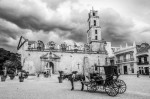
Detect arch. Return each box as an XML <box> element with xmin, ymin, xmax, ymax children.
<box><xmin>49</xmin><ymin>62</ymin><xmax>54</xmax><ymax>74</ymax></box>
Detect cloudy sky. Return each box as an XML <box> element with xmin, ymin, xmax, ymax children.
<box><xmin>0</xmin><ymin>0</ymin><xmax>150</xmax><ymax>52</ymax></box>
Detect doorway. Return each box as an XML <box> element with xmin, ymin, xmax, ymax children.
<box><xmin>144</xmin><ymin>67</ymin><xmax>149</xmax><ymax>75</ymax></box>
<box><xmin>49</xmin><ymin>62</ymin><xmax>54</xmax><ymax>74</ymax></box>
<box><xmin>124</xmin><ymin>66</ymin><xmax>128</xmax><ymax>74</ymax></box>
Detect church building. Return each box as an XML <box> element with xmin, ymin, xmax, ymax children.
<box><xmin>17</xmin><ymin>9</ymin><xmax>108</xmax><ymax>75</ymax></box>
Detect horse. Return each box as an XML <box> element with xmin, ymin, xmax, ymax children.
<box><xmin>63</xmin><ymin>72</ymin><xmax>85</xmax><ymax>91</ymax></box>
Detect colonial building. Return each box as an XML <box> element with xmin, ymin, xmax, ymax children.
<box><xmin>114</xmin><ymin>42</ymin><xmax>137</xmax><ymax>74</ymax></box>
<box><xmin>136</xmin><ymin>43</ymin><xmax>150</xmax><ymax>75</ymax></box>
<box><xmin>105</xmin><ymin>42</ymin><xmax>120</xmax><ymax>66</ymax></box>
<box><xmin>17</xmin><ymin>9</ymin><xmax>108</xmax><ymax>75</ymax></box>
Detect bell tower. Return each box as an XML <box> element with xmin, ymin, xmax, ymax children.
<box><xmin>87</xmin><ymin>8</ymin><xmax>102</xmax><ymax>52</ymax></box>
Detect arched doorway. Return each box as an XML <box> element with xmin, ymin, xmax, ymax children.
<box><xmin>49</xmin><ymin>62</ymin><xmax>54</xmax><ymax>74</ymax></box>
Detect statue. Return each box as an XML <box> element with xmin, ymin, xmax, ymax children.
<box><xmin>61</xmin><ymin>42</ymin><xmax>67</xmax><ymax>52</ymax></box>
<box><xmin>47</xmin><ymin>41</ymin><xmax>55</xmax><ymax>50</ymax></box>
<box><xmin>37</xmin><ymin>40</ymin><xmax>45</xmax><ymax>51</ymax></box>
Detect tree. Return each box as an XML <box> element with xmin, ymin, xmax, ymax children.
<box><xmin>0</xmin><ymin>48</ymin><xmax>22</xmax><ymax>75</ymax></box>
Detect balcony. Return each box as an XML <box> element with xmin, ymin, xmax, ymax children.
<box><xmin>116</xmin><ymin>58</ymin><xmax>135</xmax><ymax>64</ymax></box>
<box><xmin>137</xmin><ymin>61</ymin><xmax>149</xmax><ymax>65</ymax></box>
<box><xmin>126</xmin><ymin>58</ymin><xmax>134</xmax><ymax>62</ymax></box>
<box><xmin>116</xmin><ymin>60</ymin><xmax>122</xmax><ymax>63</ymax></box>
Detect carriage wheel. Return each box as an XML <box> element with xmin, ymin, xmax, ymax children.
<box><xmin>115</xmin><ymin>79</ymin><xmax>127</xmax><ymax>94</ymax></box>
<box><xmin>87</xmin><ymin>84</ymin><xmax>91</xmax><ymax>91</ymax></box>
<box><xmin>90</xmin><ymin>84</ymin><xmax>98</xmax><ymax>92</ymax></box>
<box><xmin>105</xmin><ymin>81</ymin><xmax>118</xmax><ymax>96</ymax></box>
<box><xmin>87</xmin><ymin>82</ymin><xmax>98</xmax><ymax>92</ymax></box>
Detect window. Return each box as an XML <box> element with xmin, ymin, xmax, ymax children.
<box><xmin>94</xmin><ymin>20</ymin><xmax>96</xmax><ymax>26</ymax></box>
<box><xmin>93</xmin><ymin>12</ymin><xmax>95</xmax><ymax>16</ymax></box>
<box><xmin>95</xmin><ymin>30</ymin><xmax>97</xmax><ymax>34</ymax></box>
<box><xmin>141</xmin><ymin>57</ymin><xmax>144</xmax><ymax>63</ymax></box>
<box><xmin>95</xmin><ymin>36</ymin><xmax>97</xmax><ymax>40</ymax></box>
<box><xmin>139</xmin><ymin>57</ymin><xmax>141</xmax><ymax>63</ymax></box>
<box><xmin>130</xmin><ymin>53</ymin><xmax>133</xmax><ymax>59</ymax></box>
<box><xmin>144</xmin><ymin>57</ymin><xmax>147</xmax><ymax>62</ymax></box>
<box><xmin>95</xmin><ymin>66</ymin><xmax>97</xmax><ymax>71</ymax></box>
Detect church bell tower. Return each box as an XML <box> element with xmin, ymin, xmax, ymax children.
<box><xmin>87</xmin><ymin>8</ymin><xmax>102</xmax><ymax>52</ymax></box>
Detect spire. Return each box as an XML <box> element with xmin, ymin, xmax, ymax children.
<box><xmin>126</xmin><ymin>43</ymin><xmax>128</xmax><ymax>48</ymax></box>
<box><xmin>133</xmin><ymin>41</ymin><xmax>136</xmax><ymax>47</ymax></box>
<box><xmin>92</xmin><ymin>6</ymin><xmax>94</xmax><ymax>10</ymax></box>
<box><xmin>120</xmin><ymin>45</ymin><xmax>122</xmax><ymax>49</ymax></box>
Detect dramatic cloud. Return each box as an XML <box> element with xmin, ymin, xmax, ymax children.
<box><xmin>0</xmin><ymin>0</ymin><xmax>150</xmax><ymax>52</ymax></box>
<box><xmin>100</xmin><ymin>8</ymin><xmax>134</xmax><ymax>46</ymax></box>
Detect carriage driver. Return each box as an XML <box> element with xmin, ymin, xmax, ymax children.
<box><xmin>71</xmin><ymin>71</ymin><xmax>77</xmax><ymax>90</ymax></box>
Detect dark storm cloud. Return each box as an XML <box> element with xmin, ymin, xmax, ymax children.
<box><xmin>0</xmin><ymin>0</ymin><xmax>81</xmax><ymax>32</ymax></box>
<box><xmin>66</xmin><ymin>9</ymin><xmax>88</xmax><ymax>42</ymax></box>
<box><xmin>100</xmin><ymin>8</ymin><xmax>134</xmax><ymax>46</ymax></box>
<box><xmin>0</xmin><ymin>9</ymin><xmax>74</xmax><ymax>32</ymax></box>
<box><xmin>0</xmin><ymin>17</ymin><xmax>26</xmax><ymax>39</ymax></box>
<box><xmin>0</xmin><ymin>7</ymin><xmax>88</xmax><ymax>43</ymax></box>
<box><xmin>42</xmin><ymin>0</ymin><xmax>78</xmax><ymax>10</ymax></box>
<box><xmin>0</xmin><ymin>0</ymin><xmax>135</xmax><ymax>46</ymax></box>
<box><xmin>67</xmin><ymin>28</ymin><xmax>86</xmax><ymax>42</ymax></box>
<box><xmin>0</xmin><ymin>37</ymin><xmax>8</xmax><ymax>44</ymax></box>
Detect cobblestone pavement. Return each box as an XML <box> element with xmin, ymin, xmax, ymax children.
<box><xmin>0</xmin><ymin>75</ymin><xmax>150</xmax><ymax>99</ymax></box>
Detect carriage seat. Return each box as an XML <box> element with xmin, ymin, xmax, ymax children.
<box><xmin>93</xmin><ymin>76</ymin><xmax>104</xmax><ymax>85</ymax></box>
<box><xmin>93</xmin><ymin>76</ymin><xmax>103</xmax><ymax>81</ymax></box>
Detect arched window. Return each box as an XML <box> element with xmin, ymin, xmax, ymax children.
<box><xmin>95</xmin><ymin>36</ymin><xmax>97</xmax><ymax>40</ymax></box>
<box><xmin>93</xmin><ymin>12</ymin><xmax>95</xmax><ymax>16</ymax></box>
<box><xmin>95</xmin><ymin>30</ymin><xmax>97</xmax><ymax>34</ymax></box>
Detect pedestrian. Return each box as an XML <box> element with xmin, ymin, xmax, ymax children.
<box><xmin>137</xmin><ymin>71</ymin><xmax>140</xmax><ymax>78</ymax></box>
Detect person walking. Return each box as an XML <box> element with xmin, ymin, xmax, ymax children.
<box><xmin>137</xmin><ymin>71</ymin><xmax>140</xmax><ymax>78</ymax></box>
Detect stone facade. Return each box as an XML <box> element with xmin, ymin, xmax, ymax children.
<box><xmin>18</xmin><ymin>48</ymin><xmax>106</xmax><ymax>74</ymax></box>
<box><xmin>17</xmin><ymin>9</ymin><xmax>108</xmax><ymax>75</ymax></box>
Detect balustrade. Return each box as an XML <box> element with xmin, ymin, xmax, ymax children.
<box><xmin>116</xmin><ymin>58</ymin><xmax>135</xmax><ymax>64</ymax></box>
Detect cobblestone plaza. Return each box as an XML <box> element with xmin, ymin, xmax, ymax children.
<box><xmin>0</xmin><ymin>75</ymin><xmax>150</xmax><ymax>99</ymax></box>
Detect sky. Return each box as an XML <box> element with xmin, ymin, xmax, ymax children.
<box><xmin>0</xmin><ymin>0</ymin><xmax>150</xmax><ymax>52</ymax></box>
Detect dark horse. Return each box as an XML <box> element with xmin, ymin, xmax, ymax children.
<box><xmin>63</xmin><ymin>67</ymin><xmax>119</xmax><ymax>91</ymax></box>
<box><xmin>63</xmin><ymin>72</ymin><xmax>85</xmax><ymax>91</ymax></box>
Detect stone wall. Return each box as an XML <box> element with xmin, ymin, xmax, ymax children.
<box><xmin>18</xmin><ymin>49</ymin><xmax>107</xmax><ymax>74</ymax></box>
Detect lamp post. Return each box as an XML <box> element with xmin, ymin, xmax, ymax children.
<box><xmin>98</xmin><ymin>56</ymin><xmax>100</xmax><ymax>75</ymax></box>
<box><xmin>98</xmin><ymin>56</ymin><xmax>100</xmax><ymax>66</ymax></box>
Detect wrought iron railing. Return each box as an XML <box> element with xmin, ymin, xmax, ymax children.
<box><xmin>137</xmin><ymin>61</ymin><xmax>149</xmax><ymax>65</ymax></box>
<box><xmin>116</xmin><ymin>58</ymin><xmax>135</xmax><ymax>63</ymax></box>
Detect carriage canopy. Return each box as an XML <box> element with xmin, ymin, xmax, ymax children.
<box><xmin>95</xmin><ymin>65</ymin><xmax>118</xmax><ymax>76</ymax></box>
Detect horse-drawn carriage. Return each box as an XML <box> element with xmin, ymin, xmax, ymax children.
<box><xmin>82</xmin><ymin>65</ymin><xmax>126</xmax><ymax>96</ymax></box>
